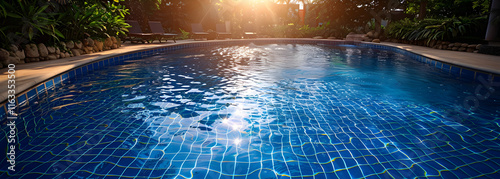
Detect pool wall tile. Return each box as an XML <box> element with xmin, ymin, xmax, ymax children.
<box><xmin>460</xmin><ymin>69</ymin><xmax>475</xmax><ymax>81</ymax></box>
<box><xmin>27</xmin><ymin>89</ymin><xmax>37</xmax><ymax>101</ymax></box>
<box><xmin>450</xmin><ymin>66</ymin><xmax>461</xmax><ymax>76</ymax></box>
<box><xmin>45</xmin><ymin>80</ymin><xmax>54</xmax><ymax>90</ymax></box>
<box><xmin>36</xmin><ymin>84</ymin><xmax>46</xmax><ymax>94</ymax></box>
<box><xmin>17</xmin><ymin>94</ymin><xmax>27</xmax><ymax>106</ymax></box>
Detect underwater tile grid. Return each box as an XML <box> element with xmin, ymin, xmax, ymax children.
<box><xmin>1</xmin><ymin>40</ymin><xmax>500</xmax><ymax>179</ymax></box>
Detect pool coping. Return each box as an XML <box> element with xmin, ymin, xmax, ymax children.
<box><xmin>1</xmin><ymin>38</ymin><xmax>499</xmax><ymax>119</ymax></box>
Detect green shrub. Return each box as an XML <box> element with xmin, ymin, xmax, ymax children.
<box><xmin>179</xmin><ymin>28</ymin><xmax>190</xmax><ymax>40</ymax></box>
<box><xmin>386</xmin><ymin>16</ymin><xmax>487</xmax><ymax>43</ymax></box>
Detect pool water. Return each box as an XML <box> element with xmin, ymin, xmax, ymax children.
<box><xmin>1</xmin><ymin>44</ymin><xmax>500</xmax><ymax>178</ymax></box>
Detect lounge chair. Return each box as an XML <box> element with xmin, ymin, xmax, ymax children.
<box><xmin>148</xmin><ymin>21</ymin><xmax>177</xmax><ymax>43</ymax></box>
<box><xmin>243</xmin><ymin>24</ymin><xmax>257</xmax><ymax>39</ymax></box>
<box><xmin>191</xmin><ymin>23</ymin><xmax>209</xmax><ymax>40</ymax></box>
<box><xmin>216</xmin><ymin>23</ymin><xmax>231</xmax><ymax>39</ymax></box>
<box><xmin>124</xmin><ymin>20</ymin><xmax>155</xmax><ymax>43</ymax></box>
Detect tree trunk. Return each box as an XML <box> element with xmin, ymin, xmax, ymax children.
<box><xmin>418</xmin><ymin>0</ymin><xmax>428</xmax><ymax>20</ymax></box>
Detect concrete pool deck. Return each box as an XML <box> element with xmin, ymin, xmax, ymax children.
<box><xmin>1</xmin><ymin>38</ymin><xmax>499</xmax><ymax>103</ymax></box>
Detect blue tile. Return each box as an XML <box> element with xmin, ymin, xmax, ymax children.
<box><xmin>93</xmin><ymin>62</ymin><xmax>99</xmax><ymax>70</ymax></box>
<box><xmin>87</xmin><ymin>64</ymin><xmax>94</xmax><ymax>72</ymax></box>
<box><xmin>69</xmin><ymin>70</ymin><xmax>76</xmax><ymax>79</ymax></box>
<box><xmin>460</xmin><ymin>69</ymin><xmax>475</xmax><ymax>80</ymax></box>
<box><xmin>27</xmin><ymin>88</ymin><xmax>37</xmax><ymax>101</ymax></box>
<box><xmin>476</xmin><ymin>72</ymin><xmax>493</xmax><ymax>82</ymax></box>
<box><xmin>450</xmin><ymin>66</ymin><xmax>461</xmax><ymax>76</ymax></box>
<box><xmin>61</xmin><ymin>73</ymin><xmax>69</xmax><ymax>81</ymax></box>
<box><xmin>17</xmin><ymin>94</ymin><xmax>27</xmax><ymax>106</ymax></box>
<box><xmin>75</xmin><ymin>68</ymin><xmax>82</xmax><ymax>76</ymax></box>
<box><xmin>45</xmin><ymin>80</ymin><xmax>54</xmax><ymax>89</ymax></box>
<box><xmin>442</xmin><ymin>64</ymin><xmax>451</xmax><ymax>72</ymax></box>
<box><xmin>36</xmin><ymin>84</ymin><xmax>46</xmax><ymax>94</ymax></box>
<box><xmin>54</xmin><ymin>76</ymin><xmax>61</xmax><ymax>85</ymax></box>
<box><xmin>81</xmin><ymin>66</ymin><xmax>88</xmax><ymax>74</ymax></box>
<box><xmin>435</xmin><ymin>61</ymin><xmax>443</xmax><ymax>69</ymax></box>
<box><xmin>104</xmin><ymin>59</ymin><xmax>109</xmax><ymax>66</ymax></box>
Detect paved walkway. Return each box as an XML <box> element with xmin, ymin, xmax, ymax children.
<box><xmin>1</xmin><ymin>39</ymin><xmax>499</xmax><ymax>103</ymax></box>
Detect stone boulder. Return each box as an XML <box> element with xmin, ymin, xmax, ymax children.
<box><xmin>65</xmin><ymin>52</ymin><xmax>70</xmax><ymax>58</ymax></box>
<box><xmin>82</xmin><ymin>39</ymin><xmax>89</xmax><ymax>46</ymax></box>
<box><xmin>71</xmin><ymin>49</ymin><xmax>81</xmax><ymax>56</ymax></box>
<box><xmin>111</xmin><ymin>36</ymin><xmax>117</xmax><ymax>44</ymax></box>
<box><xmin>88</xmin><ymin>38</ymin><xmax>95</xmax><ymax>47</ymax></box>
<box><xmin>104</xmin><ymin>37</ymin><xmax>113</xmax><ymax>48</ymax></box>
<box><xmin>59</xmin><ymin>53</ymin><xmax>65</xmax><ymax>58</ymax></box>
<box><xmin>372</xmin><ymin>39</ymin><xmax>381</xmax><ymax>43</ymax></box>
<box><xmin>111</xmin><ymin>44</ymin><xmax>118</xmax><ymax>49</ymax></box>
<box><xmin>55</xmin><ymin>47</ymin><xmax>61</xmax><ymax>54</ymax></box>
<box><xmin>66</xmin><ymin>41</ymin><xmax>75</xmax><ymax>49</ymax></box>
<box><xmin>47</xmin><ymin>54</ymin><xmax>57</xmax><ymax>60</ymax></box>
<box><xmin>95</xmin><ymin>41</ymin><xmax>104</xmax><ymax>51</ymax></box>
<box><xmin>37</xmin><ymin>43</ymin><xmax>49</xmax><ymax>57</ymax></box>
<box><xmin>24</xmin><ymin>44</ymin><xmax>39</xmax><ymax>58</ymax></box>
<box><xmin>47</xmin><ymin>46</ymin><xmax>56</xmax><ymax>54</ymax></box>
<box><xmin>75</xmin><ymin>41</ymin><xmax>83</xmax><ymax>49</ymax></box>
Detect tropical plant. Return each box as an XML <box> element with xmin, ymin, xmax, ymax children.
<box><xmin>385</xmin><ymin>16</ymin><xmax>487</xmax><ymax>43</ymax></box>
<box><xmin>0</xmin><ymin>0</ymin><xmax>64</xmax><ymax>46</ymax></box>
<box><xmin>58</xmin><ymin>1</ymin><xmax>130</xmax><ymax>40</ymax></box>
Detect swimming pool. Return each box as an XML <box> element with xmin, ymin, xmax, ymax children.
<box><xmin>1</xmin><ymin>42</ymin><xmax>500</xmax><ymax>178</ymax></box>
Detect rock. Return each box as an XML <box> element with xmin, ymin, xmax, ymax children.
<box><xmin>474</xmin><ymin>50</ymin><xmax>479</xmax><ymax>53</ymax></box>
<box><xmin>82</xmin><ymin>39</ymin><xmax>89</xmax><ymax>46</ymax></box>
<box><xmin>458</xmin><ymin>47</ymin><xmax>466</xmax><ymax>51</ymax></box>
<box><xmin>467</xmin><ymin>44</ymin><xmax>476</xmax><ymax>48</ymax></box>
<box><xmin>24</xmin><ymin>44</ymin><xmax>39</xmax><ymax>58</ymax></box>
<box><xmin>372</xmin><ymin>39</ymin><xmax>380</xmax><ymax>43</ymax></box>
<box><xmin>366</xmin><ymin>31</ymin><xmax>374</xmax><ymax>38</ymax></box>
<box><xmin>56</xmin><ymin>54</ymin><xmax>60</xmax><ymax>59</ymax></box>
<box><xmin>104</xmin><ymin>37</ymin><xmax>113</xmax><ymax>47</ymax></box>
<box><xmin>452</xmin><ymin>47</ymin><xmax>459</xmax><ymax>51</ymax></box>
<box><xmin>461</xmin><ymin>43</ymin><xmax>468</xmax><ymax>47</ymax></box>
<box><xmin>25</xmin><ymin>57</ymin><xmax>39</xmax><ymax>63</ymax></box>
<box><xmin>454</xmin><ymin>42</ymin><xmax>461</xmax><ymax>46</ymax></box>
<box><xmin>448</xmin><ymin>44</ymin><xmax>454</xmax><ymax>47</ymax></box>
<box><xmin>88</xmin><ymin>38</ymin><xmax>95</xmax><ymax>47</ymax></box>
<box><xmin>116</xmin><ymin>38</ymin><xmax>121</xmax><ymax>47</ymax></box>
<box><xmin>327</xmin><ymin>37</ymin><xmax>336</xmax><ymax>39</ymax></box>
<box><xmin>60</xmin><ymin>41</ymin><xmax>67</xmax><ymax>49</ymax></box>
<box><xmin>442</xmin><ymin>41</ymin><xmax>450</xmax><ymax>45</ymax></box>
<box><xmin>8</xmin><ymin>45</ymin><xmax>18</xmax><ymax>52</ymax></box>
<box><xmin>55</xmin><ymin>47</ymin><xmax>61</xmax><ymax>54</ymax></box>
<box><xmin>467</xmin><ymin>47</ymin><xmax>474</xmax><ymax>52</ymax></box>
<box><xmin>0</xmin><ymin>48</ymin><xmax>9</xmax><ymax>59</ymax></box>
<box><xmin>111</xmin><ymin>44</ymin><xmax>118</xmax><ymax>49</ymax></box>
<box><xmin>66</xmin><ymin>41</ymin><xmax>75</xmax><ymax>49</ymax></box>
<box><xmin>47</xmin><ymin>46</ymin><xmax>56</xmax><ymax>54</ymax></box>
<box><xmin>75</xmin><ymin>41</ymin><xmax>83</xmax><ymax>49</ymax></box>
<box><xmin>111</xmin><ymin>36</ymin><xmax>117</xmax><ymax>44</ymax></box>
<box><xmin>71</xmin><ymin>49</ymin><xmax>81</xmax><ymax>56</ymax></box>
<box><xmin>93</xmin><ymin>45</ymin><xmax>99</xmax><ymax>52</ymax></box>
<box><xmin>83</xmin><ymin>47</ymin><xmax>90</xmax><ymax>54</ymax></box>
<box><xmin>59</xmin><ymin>53</ymin><xmax>65</xmax><ymax>58</ymax></box>
<box><xmin>15</xmin><ymin>49</ymin><xmax>25</xmax><ymax>60</ymax></box>
<box><xmin>476</xmin><ymin>44</ymin><xmax>482</xmax><ymax>50</ymax></box>
<box><xmin>47</xmin><ymin>54</ymin><xmax>57</xmax><ymax>60</ymax></box>
<box><xmin>65</xmin><ymin>52</ymin><xmax>70</xmax><ymax>58</ymax></box>
<box><xmin>37</xmin><ymin>43</ymin><xmax>49</xmax><ymax>57</ymax></box>
<box><xmin>96</xmin><ymin>41</ymin><xmax>104</xmax><ymax>51</ymax></box>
